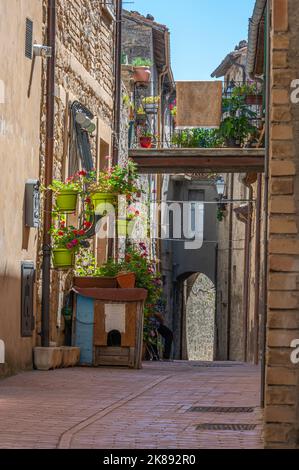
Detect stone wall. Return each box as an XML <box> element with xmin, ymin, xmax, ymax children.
<box><xmin>265</xmin><ymin>0</ymin><xmax>299</xmax><ymax>449</ymax></box>
<box><xmin>36</xmin><ymin>1</ymin><xmax>116</xmax><ymax>346</ymax></box>
<box><xmin>0</xmin><ymin>0</ymin><xmax>43</xmax><ymax>376</ymax></box>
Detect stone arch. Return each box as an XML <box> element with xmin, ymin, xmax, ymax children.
<box><xmin>186</xmin><ymin>273</ymin><xmax>216</xmax><ymax>361</ymax></box>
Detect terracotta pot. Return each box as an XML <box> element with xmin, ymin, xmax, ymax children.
<box><xmin>245</xmin><ymin>94</ymin><xmax>263</xmax><ymax>106</ymax></box>
<box><xmin>116</xmin><ymin>272</ymin><xmax>136</xmax><ymax>289</ymax></box>
<box><xmin>73</xmin><ymin>276</ymin><xmax>118</xmax><ymax>289</ymax></box>
<box><xmin>140</xmin><ymin>137</ymin><xmax>152</xmax><ymax>149</ymax></box>
<box><xmin>133</xmin><ymin>66</ymin><xmax>151</xmax><ymax>84</ymax></box>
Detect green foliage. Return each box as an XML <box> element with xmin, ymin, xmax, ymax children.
<box><xmin>142</xmin><ymin>96</ymin><xmax>160</xmax><ymax>105</ymax></box>
<box><xmin>132</xmin><ymin>57</ymin><xmax>152</xmax><ymax>67</ymax></box>
<box><xmin>218</xmin><ymin>89</ymin><xmax>258</xmax><ymax>145</ymax></box>
<box><xmin>50</xmin><ymin>218</ymin><xmax>88</xmax><ymax>251</ymax></box>
<box><xmin>88</xmin><ymin>160</ymin><xmax>142</xmax><ymax>197</ymax></box>
<box><xmin>172</xmin><ymin>128</ymin><xmax>223</xmax><ymax>148</ymax></box>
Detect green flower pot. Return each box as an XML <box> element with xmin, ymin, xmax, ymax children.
<box><xmin>56</xmin><ymin>190</ymin><xmax>78</xmax><ymax>213</ymax></box>
<box><xmin>117</xmin><ymin>219</ymin><xmax>136</xmax><ymax>237</ymax></box>
<box><xmin>52</xmin><ymin>248</ymin><xmax>75</xmax><ymax>269</ymax></box>
<box><xmin>91</xmin><ymin>192</ymin><xmax>116</xmax><ymax>215</ymax></box>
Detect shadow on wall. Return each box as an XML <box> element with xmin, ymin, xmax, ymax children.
<box><xmin>186</xmin><ymin>273</ymin><xmax>216</xmax><ymax>361</ymax></box>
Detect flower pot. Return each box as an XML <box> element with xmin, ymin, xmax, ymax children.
<box><xmin>144</xmin><ymin>103</ymin><xmax>159</xmax><ymax>114</ymax></box>
<box><xmin>55</xmin><ymin>190</ymin><xmax>78</xmax><ymax>213</ymax></box>
<box><xmin>117</xmin><ymin>219</ymin><xmax>129</xmax><ymax>237</ymax></box>
<box><xmin>136</xmin><ymin>113</ymin><xmax>147</xmax><ymax>125</ymax></box>
<box><xmin>140</xmin><ymin>137</ymin><xmax>152</xmax><ymax>149</ymax></box>
<box><xmin>33</xmin><ymin>347</ymin><xmax>63</xmax><ymax>371</ymax></box>
<box><xmin>116</xmin><ymin>272</ymin><xmax>136</xmax><ymax>289</ymax></box>
<box><xmin>91</xmin><ymin>192</ymin><xmax>116</xmax><ymax>215</ymax></box>
<box><xmin>245</xmin><ymin>94</ymin><xmax>263</xmax><ymax>106</ymax></box>
<box><xmin>133</xmin><ymin>66</ymin><xmax>151</xmax><ymax>84</ymax></box>
<box><xmin>73</xmin><ymin>276</ymin><xmax>118</xmax><ymax>289</ymax></box>
<box><xmin>52</xmin><ymin>248</ymin><xmax>75</xmax><ymax>269</ymax></box>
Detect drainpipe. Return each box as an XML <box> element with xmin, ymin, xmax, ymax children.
<box><xmin>226</xmin><ymin>173</ymin><xmax>234</xmax><ymax>360</ymax></box>
<box><xmin>112</xmin><ymin>0</ymin><xmax>122</xmax><ymax>166</ymax></box>
<box><xmin>41</xmin><ymin>0</ymin><xmax>56</xmax><ymax>347</ymax></box>
<box><xmin>261</xmin><ymin>0</ymin><xmax>271</xmax><ymax>408</ymax></box>
<box><xmin>243</xmin><ymin>186</ymin><xmax>253</xmax><ymax>362</ymax></box>
<box><xmin>254</xmin><ymin>174</ymin><xmax>262</xmax><ymax>365</ymax></box>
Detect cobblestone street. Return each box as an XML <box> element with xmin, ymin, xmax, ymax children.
<box><xmin>0</xmin><ymin>362</ymin><xmax>263</xmax><ymax>449</ymax></box>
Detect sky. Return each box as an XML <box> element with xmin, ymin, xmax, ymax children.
<box><xmin>126</xmin><ymin>0</ymin><xmax>256</xmax><ymax>81</ymax></box>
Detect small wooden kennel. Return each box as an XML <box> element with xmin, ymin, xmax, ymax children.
<box><xmin>72</xmin><ymin>288</ymin><xmax>147</xmax><ymax>369</ymax></box>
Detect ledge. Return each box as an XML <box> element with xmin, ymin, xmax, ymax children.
<box><xmin>128</xmin><ymin>147</ymin><xmax>265</xmax><ymax>174</ymax></box>
<box><xmin>73</xmin><ymin>287</ymin><xmax>148</xmax><ymax>302</ymax></box>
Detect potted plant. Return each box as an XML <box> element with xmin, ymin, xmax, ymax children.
<box><xmin>50</xmin><ymin>220</ymin><xmax>87</xmax><ymax>269</ymax></box>
<box><xmin>142</xmin><ymin>96</ymin><xmax>160</xmax><ymax>114</ymax></box>
<box><xmin>87</xmin><ymin>161</ymin><xmax>140</xmax><ymax>215</ymax></box>
<box><xmin>139</xmin><ymin>130</ymin><xmax>153</xmax><ymax>149</ymax></box>
<box><xmin>218</xmin><ymin>91</ymin><xmax>258</xmax><ymax>147</ymax></box>
<box><xmin>117</xmin><ymin>206</ymin><xmax>140</xmax><ymax>237</ymax></box>
<box><xmin>233</xmin><ymin>83</ymin><xmax>263</xmax><ymax>106</ymax></box>
<box><xmin>47</xmin><ymin>177</ymin><xmax>82</xmax><ymax>214</ymax></box>
<box><xmin>132</xmin><ymin>58</ymin><xmax>152</xmax><ymax>84</ymax></box>
<box><xmin>135</xmin><ymin>106</ymin><xmax>147</xmax><ymax>125</ymax></box>
<box><xmin>74</xmin><ymin>251</ymin><xmax>118</xmax><ymax>288</ymax></box>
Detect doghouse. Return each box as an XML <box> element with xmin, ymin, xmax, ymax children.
<box><xmin>72</xmin><ymin>288</ymin><xmax>147</xmax><ymax>369</ymax></box>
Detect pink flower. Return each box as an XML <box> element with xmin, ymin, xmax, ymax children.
<box><xmin>66</xmin><ymin>243</ymin><xmax>73</xmax><ymax>250</ymax></box>
<box><xmin>72</xmin><ymin>239</ymin><xmax>79</xmax><ymax>246</ymax></box>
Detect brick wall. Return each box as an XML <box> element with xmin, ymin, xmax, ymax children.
<box><xmin>265</xmin><ymin>0</ymin><xmax>299</xmax><ymax>448</ymax></box>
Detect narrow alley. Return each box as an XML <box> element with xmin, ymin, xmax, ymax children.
<box><xmin>0</xmin><ymin>362</ymin><xmax>262</xmax><ymax>449</ymax></box>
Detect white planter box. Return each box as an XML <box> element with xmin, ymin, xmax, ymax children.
<box><xmin>33</xmin><ymin>347</ymin><xmax>63</xmax><ymax>371</ymax></box>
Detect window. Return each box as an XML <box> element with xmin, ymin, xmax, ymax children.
<box><xmin>25</xmin><ymin>18</ymin><xmax>33</xmax><ymax>59</ymax></box>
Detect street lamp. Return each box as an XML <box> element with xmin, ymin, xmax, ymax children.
<box><xmin>216</xmin><ymin>177</ymin><xmax>226</xmax><ymax>198</ymax></box>
<box><xmin>215</xmin><ymin>177</ymin><xmax>227</xmax><ymax>222</ymax></box>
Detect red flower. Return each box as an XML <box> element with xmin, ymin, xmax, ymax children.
<box><xmin>73</xmin><ymin>230</ymin><xmax>79</xmax><ymax>235</ymax></box>
<box><xmin>84</xmin><ymin>221</ymin><xmax>92</xmax><ymax>228</ymax></box>
<box><xmin>79</xmin><ymin>170</ymin><xmax>87</xmax><ymax>177</ymax></box>
<box><xmin>135</xmin><ymin>211</ymin><xmax>140</xmax><ymax>216</ymax></box>
<box><xmin>85</xmin><ymin>197</ymin><xmax>91</xmax><ymax>204</ymax></box>
<box><xmin>60</xmin><ymin>221</ymin><xmax>66</xmax><ymax>228</ymax></box>
<box><xmin>58</xmin><ymin>231</ymin><xmax>64</xmax><ymax>236</ymax></box>
<box><xmin>72</xmin><ymin>239</ymin><xmax>79</xmax><ymax>246</ymax></box>
<box><xmin>66</xmin><ymin>243</ymin><xmax>73</xmax><ymax>250</ymax></box>
<box><xmin>78</xmin><ymin>229</ymin><xmax>85</xmax><ymax>236</ymax></box>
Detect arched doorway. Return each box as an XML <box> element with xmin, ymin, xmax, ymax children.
<box><xmin>186</xmin><ymin>274</ymin><xmax>216</xmax><ymax>361</ymax></box>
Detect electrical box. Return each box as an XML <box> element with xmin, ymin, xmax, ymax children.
<box><xmin>21</xmin><ymin>262</ymin><xmax>35</xmax><ymax>337</ymax></box>
<box><xmin>25</xmin><ymin>179</ymin><xmax>40</xmax><ymax>228</ymax></box>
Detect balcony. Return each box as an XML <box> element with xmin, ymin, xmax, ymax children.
<box><xmin>128</xmin><ymin>80</ymin><xmax>265</xmax><ymax>174</ymax></box>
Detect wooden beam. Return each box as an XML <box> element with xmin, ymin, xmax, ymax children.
<box><xmin>129</xmin><ymin>148</ymin><xmax>265</xmax><ymax>174</ymax></box>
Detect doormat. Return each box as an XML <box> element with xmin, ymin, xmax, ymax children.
<box><xmin>195</xmin><ymin>423</ymin><xmax>257</xmax><ymax>431</ymax></box>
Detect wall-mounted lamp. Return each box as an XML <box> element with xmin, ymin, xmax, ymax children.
<box><xmin>33</xmin><ymin>44</ymin><xmax>53</xmax><ymax>58</ymax></box>
<box><xmin>75</xmin><ymin>112</ymin><xmax>96</xmax><ymax>134</ymax></box>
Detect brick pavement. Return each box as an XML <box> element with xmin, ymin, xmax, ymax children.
<box><xmin>0</xmin><ymin>361</ymin><xmax>263</xmax><ymax>449</ymax></box>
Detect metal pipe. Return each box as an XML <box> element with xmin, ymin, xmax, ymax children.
<box><xmin>261</xmin><ymin>0</ymin><xmax>271</xmax><ymax>408</ymax></box>
<box><xmin>254</xmin><ymin>174</ymin><xmax>262</xmax><ymax>364</ymax></box>
<box><xmin>226</xmin><ymin>173</ymin><xmax>234</xmax><ymax>360</ymax></box>
<box><xmin>243</xmin><ymin>186</ymin><xmax>253</xmax><ymax>362</ymax></box>
<box><xmin>112</xmin><ymin>0</ymin><xmax>122</xmax><ymax>166</ymax></box>
<box><xmin>41</xmin><ymin>0</ymin><xmax>56</xmax><ymax>347</ymax></box>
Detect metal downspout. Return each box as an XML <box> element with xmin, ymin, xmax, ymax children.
<box><xmin>261</xmin><ymin>0</ymin><xmax>271</xmax><ymax>408</ymax></box>
<box><xmin>41</xmin><ymin>0</ymin><xmax>56</xmax><ymax>348</ymax></box>
<box><xmin>112</xmin><ymin>0</ymin><xmax>122</xmax><ymax>166</ymax></box>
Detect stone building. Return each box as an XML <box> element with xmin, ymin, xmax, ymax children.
<box><xmin>35</xmin><ymin>0</ymin><xmax>119</xmax><ymax>349</ymax></box>
<box><xmin>211</xmin><ymin>42</ymin><xmax>265</xmax><ymax>363</ymax></box>
<box><xmin>248</xmin><ymin>0</ymin><xmax>299</xmax><ymax>450</ymax></box>
<box><xmin>0</xmin><ymin>0</ymin><xmax>43</xmax><ymax>376</ymax></box>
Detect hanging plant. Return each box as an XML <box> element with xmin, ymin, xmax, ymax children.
<box><xmin>50</xmin><ymin>218</ymin><xmax>89</xmax><ymax>269</ymax></box>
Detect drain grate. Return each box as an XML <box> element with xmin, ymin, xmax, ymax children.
<box><xmin>196</xmin><ymin>423</ymin><xmax>257</xmax><ymax>431</ymax></box>
<box><xmin>192</xmin><ymin>363</ymin><xmax>238</xmax><ymax>368</ymax></box>
<box><xmin>189</xmin><ymin>406</ymin><xmax>255</xmax><ymax>413</ymax></box>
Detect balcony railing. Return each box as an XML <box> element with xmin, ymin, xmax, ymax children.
<box><xmin>129</xmin><ymin>80</ymin><xmax>265</xmax><ymax>151</ymax></box>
